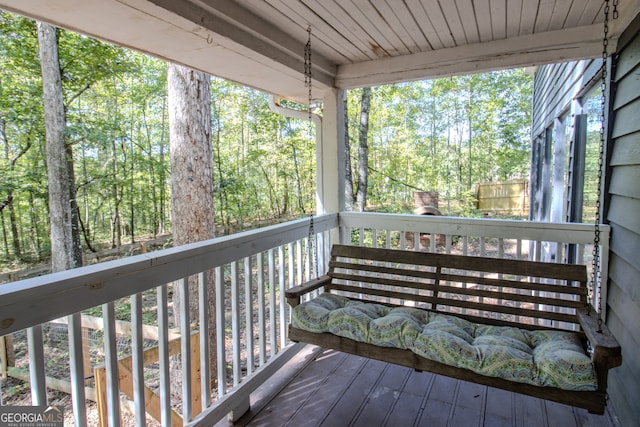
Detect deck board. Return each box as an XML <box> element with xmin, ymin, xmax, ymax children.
<box><xmin>232</xmin><ymin>348</ymin><xmax>618</xmax><ymax>427</ymax></box>
<box><xmin>318</xmin><ymin>358</ymin><xmax>387</xmax><ymax>427</ymax></box>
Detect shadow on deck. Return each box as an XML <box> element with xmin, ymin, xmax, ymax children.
<box><xmin>222</xmin><ymin>346</ymin><xmax>619</xmax><ymax>427</ymax></box>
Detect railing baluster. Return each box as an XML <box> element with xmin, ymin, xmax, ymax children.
<box><xmin>130</xmin><ymin>293</ymin><xmax>145</xmax><ymax>427</ymax></box>
<box><xmin>312</xmin><ymin>232</ymin><xmax>318</xmax><ymax>278</ymax></box>
<box><xmin>268</xmin><ymin>249</ymin><xmax>276</xmax><ymax>357</ymax></box>
<box><xmin>215</xmin><ymin>267</ymin><xmax>226</xmax><ymax>397</ymax></box>
<box><xmin>288</xmin><ymin>243</ymin><xmax>294</xmax><ymax>287</ymax></box>
<box><xmin>245</xmin><ymin>257</ymin><xmax>254</xmax><ymax>376</ymax></box>
<box><xmin>517</xmin><ymin>238</ymin><xmax>523</xmax><ymax>259</ymax></box>
<box><xmin>68</xmin><ymin>313</ymin><xmax>87</xmax><ymax>426</ymax></box>
<box><xmin>156</xmin><ymin>285</ymin><xmax>171</xmax><ymax>427</ymax></box>
<box><xmin>198</xmin><ymin>271</ymin><xmax>211</xmax><ymax>411</ymax></box>
<box><xmin>296</xmin><ymin>240</ymin><xmax>303</xmax><ymax>285</ymax></box>
<box><xmin>279</xmin><ymin>245</ymin><xmax>287</xmax><ymax>349</ymax></box>
<box><xmin>179</xmin><ymin>277</ymin><xmax>192</xmax><ymax>421</ymax></box>
<box><xmin>257</xmin><ymin>253</ymin><xmax>266</xmax><ymax>366</ymax></box>
<box><xmin>317</xmin><ymin>231</ymin><xmax>324</xmax><ymax>276</ymax></box>
<box><xmin>27</xmin><ymin>325</ymin><xmax>47</xmax><ymax>406</ymax></box>
<box><xmin>102</xmin><ymin>302</ymin><xmax>120</xmax><ymax>426</ymax></box>
<box><xmin>231</xmin><ymin>262</ymin><xmax>240</xmax><ymax>386</ymax></box>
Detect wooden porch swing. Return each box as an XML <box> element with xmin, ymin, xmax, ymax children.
<box><xmin>286</xmin><ymin>6</ymin><xmax>622</xmax><ymax>416</ymax></box>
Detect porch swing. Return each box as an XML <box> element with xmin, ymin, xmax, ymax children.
<box><xmin>286</xmin><ymin>5</ymin><xmax>622</xmax><ymax>416</ymax></box>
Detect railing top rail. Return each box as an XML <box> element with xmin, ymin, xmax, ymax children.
<box><xmin>338</xmin><ymin>212</ymin><xmax>610</xmax><ymax>244</ymax></box>
<box><xmin>1</xmin><ymin>211</ymin><xmax>608</xmax><ymax>336</ymax></box>
<box><xmin>0</xmin><ymin>214</ymin><xmax>338</xmax><ymax>336</ymax></box>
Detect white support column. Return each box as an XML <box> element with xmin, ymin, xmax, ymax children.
<box><xmin>318</xmin><ymin>88</ymin><xmax>343</xmax><ymax>215</ymax></box>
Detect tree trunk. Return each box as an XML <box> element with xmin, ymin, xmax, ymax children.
<box><xmin>37</xmin><ymin>21</ymin><xmax>82</xmax><ymax>272</ymax></box>
<box><xmin>7</xmin><ymin>190</ymin><xmax>21</xmax><ymax>259</ymax></box>
<box><xmin>167</xmin><ymin>62</ymin><xmax>217</xmax><ymax>387</ymax></box>
<box><xmin>111</xmin><ymin>139</ymin><xmax>122</xmax><ymax>248</ymax></box>
<box><xmin>356</xmin><ymin>87</ymin><xmax>371</xmax><ymax>212</ymax></box>
<box><xmin>344</xmin><ymin>91</ymin><xmax>354</xmax><ymax>210</ymax></box>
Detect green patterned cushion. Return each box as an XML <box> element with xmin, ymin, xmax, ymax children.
<box><xmin>291</xmin><ymin>293</ymin><xmax>351</xmax><ymax>332</ymax></box>
<box><xmin>531</xmin><ymin>331</ymin><xmax>597</xmax><ymax>391</ymax></box>
<box><xmin>291</xmin><ymin>294</ymin><xmax>597</xmax><ymax>391</ymax></box>
<box><xmin>413</xmin><ymin>325</ymin><xmax>477</xmax><ymax>366</ymax></box>
<box><xmin>327</xmin><ymin>303</ymin><xmax>389</xmax><ymax>342</ymax></box>
<box><xmin>369</xmin><ymin>307</ymin><xmax>427</xmax><ymax>349</ymax></box>
<box><xmin>473</xmin><ymin>344</ymin><xmax>536</xmax><ymax>385</ymax></box>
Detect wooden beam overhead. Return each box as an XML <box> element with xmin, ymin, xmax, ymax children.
<box><xmin>151</xmin><ymin>0</ymin><xmax>336</xmax><ymax>82</ymax></box>
<box><xmin>336</xmin><ymin>24</ymin><xmax>609</xmax><ymax>88</ymax></box>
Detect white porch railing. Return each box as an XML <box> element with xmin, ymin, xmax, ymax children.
<box><xmin>0</xmin><ymin>213</ymin><xmax>609</xmax><ymax>426</ymax></box>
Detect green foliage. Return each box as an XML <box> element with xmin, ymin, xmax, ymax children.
<box><xmin>0</xmin><ymin>9</ymin><xmax>534</xmax><ymax>272</ymax></box>
<box><xmin>346</xmin><ymin>70</ymin><xmax>533</xmax><ymax>214</ymax></box>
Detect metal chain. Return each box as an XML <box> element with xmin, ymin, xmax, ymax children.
<box><xmin>309</xmin><ymin>216</ymin><xmax>318</xmax><ymax>277</ymax></box>
<box><xmin>304</xmin><ymin>26</ymin><xmax>313</xmax><ymax>123</ymax></box>
<box><xmin>302</xmin><ymin>26</ymin><xmax>318</xmax><ymax>279</ymax></box>
<box><xmin>591</xmin><ymin>0</ymin><xmax>617</xmax><ymax>332</ymax></box>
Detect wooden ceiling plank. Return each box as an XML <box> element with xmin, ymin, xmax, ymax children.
<box><xmin>520</xmin><ymin>0</ymin><xmax>540</xmax><ymax>35</ymax></box>
<box><xmin>421</xmin><ymin>1</ymin><xmax>456</xmax><ymax>48</ymax></box>
<box><xmin>454</xmin><ymin>0</ymin><xmax>481</xmax><ymax>44</ymax></box>
<box><xmin>352</xmin><ymin>0</ymin><xmax>411</xmax><ymax>55</ymax></box>
<box><xmin>382</xmin><ymin>0</ymin><xmax>431</xmax><ymax>52</ymax></box>
<box><xmin>534</xmin><ymin>0</ymin><xmax>556</xmax><ymax>32</ymax></box>
<box><xmin>474</xmin><ymin>0</ymin><xmax>494</xmax><ymax>42</ymax></box>
<box><xmin>547</xmin><ymin>0</ymin><xmax>573</xmax><ymax>30</ymax></box>
<box><xmin>564</xmin><ymin>0</ymin><xmax>589</xmax><ymax>27</ymax></box>
<box><xmin>302</xmin><ymin>0</ymin><xmax>379</xmax><ymax>61</ymax></box>
<box><xmin>405</xmin><ymin>0</ymin><xmax>442</xmax><ymax>50</ymax></box>
<box><xmin>506</xmin><ymin>0</ymin><xmax>523</xmax><ymax>37</ymax></box>
<box><xmin>440</xmin><ymin>0</ymin><xmax>471</xmax><ymax>45</ymax></box>
<box><xmin>263</xmin><ymin>0</ymin><xmax>371</xmax><ymax>62</ymax></box>
<box><xmin>579</xmin><ymin>0</ymin><xmax>604</xmax><ymax>26</ymax></box>
<box><xmin>490</xmin><ymin>0</ymin><xmax>507</xmax><ymax>40</ymax></box>
<box><xmin>233</xmin><ymin>0</ymin><xmax>347</xmax><ymax>64</ymax></box>
<box><xmin>370</xmin><ymin>0</ymin><xmax>419</xmax><ymax>53</ymax></box>
<box><xmin>336</xmin><ymin>0</ymin><xmax>398</xmax><ymax>57</ymax></box>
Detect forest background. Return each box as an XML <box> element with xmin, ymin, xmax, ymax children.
<box><xmin>0</xmin><ymin>11</ymin><xmax>533</xmax><ymax>273</ymax></box>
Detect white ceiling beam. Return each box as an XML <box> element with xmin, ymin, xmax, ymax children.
<box><xmin>147</xmin><ymin>0</ymin><xmax>335</xmax><ymax>88</ymax></box>
<box><xmin>177</xmin><ymin>0</ymin><xmax>335</xmax><ymax>80</ymax></box>
<box><xmin>335</xmin><ymin>24</ymin><xmax>612</xmax><ymax>88</ymax></box>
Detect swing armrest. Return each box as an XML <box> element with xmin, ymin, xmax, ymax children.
<box><xmin>285</xmin><ymin>275</ymin><xmax>332</xmax><ymax>307</ymax></box>
<box><xmin>577</xmin><ymin>308</ymin><xmax>622</xmax><ymax>369</ymax></box>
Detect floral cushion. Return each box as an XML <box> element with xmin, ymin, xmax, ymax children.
<box><xmin>291</xmin><ymin>293</ymin><xmax>597</xmax><ymax>391</ymax></box>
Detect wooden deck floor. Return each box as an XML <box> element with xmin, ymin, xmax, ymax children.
<box><xmin>230</xmin><ymin>347</ymin><xmax>619</xmax><ymax>427</ymax></box>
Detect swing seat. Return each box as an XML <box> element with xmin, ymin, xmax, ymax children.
<box><xmin>286</xmin><ymin>244</ymin><xmax>622</xmax><ymax>414</ymax></box>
